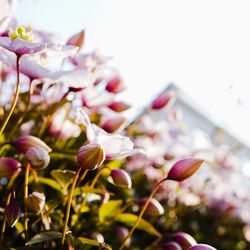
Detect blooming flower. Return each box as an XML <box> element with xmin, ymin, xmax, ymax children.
<box><xmin>76</xmin><ymin>108</ymin><xmax>134</xmax><ymax>160</ymax></box>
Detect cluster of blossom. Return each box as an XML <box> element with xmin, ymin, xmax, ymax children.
<box><xmin>0</xmin><ymin>0</ymin><xmax>217</xmax><ymax>249</ymax></box>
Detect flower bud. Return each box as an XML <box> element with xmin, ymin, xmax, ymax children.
<box><xmin>151</xmin><ymin>91</ymin><xmax>176</xmax><ymax>110</ymax></box>
<box><xmin>77</xmin><ymin>143</ymin><xmax>105</xmax><ymax>170</ymax></box>
<box><xmin>172</xmin><ymin>232</ymin><xmax>197</xmax><ymax>248</ymax></box>
<box><xmin>188</xmin><ymin>244</ymin><xmax>217</xmax><ymax>250</ymax></box>
<box><xmin>110</xmin><ymin>169</ymin><xmax>132</xmax><ymax>188</ymax></box>
<box><xmin>66</xmin><ymin>30</ymin><xmax>85</xmax><ymax>50</ymax></box>
<box><xmin>160</xmin><ymin>241</ymin><xmax>182</xmax><ymax>250</ymax></box>
<box><xmin>25</xmin><ymin>146</ymin><xmax>50</xmax><ymax>170</ymax></box>
<box><xmin>105</xmin><ymin>77</ymin><xmax>124</xmax><ymax>93</ymax></box>
<box><xmin>139</xmin><ymin>198</ymin><xmax>164</xmax><ymax>216</ymax></box>
<box><xmin>25</xmin><ymin>192</ymin><xmax>45</xmax><ymax>213</ymax></box>
<box><xmin>0</xmin><ymin>157</ymin><xmax>21</xmax><ymax>178</ymax></box>
<box><xmin>167</xmin><ymin>158</ymin><xmax>204</xmax><ymax>182</ymax></box>
<box><xmin>115</xmin><ymin>226</ymin><xmax>131</xmax><ymax>247</ymax></box>
<box><xmin>102</xmin><ymin>117</ymin><xmax>126</xmax><ymax>133</ymax></box>
<box><xmin>13</xmin><ymin>135</ymin><xmax>51</xmax><ymax>153</ymax></box>
<box><xmin>108</xmin><ymin>101</ymin><xmax>130</xmax><ymax>112</ymax></box>
<box><xmin>5</xmin><ymin>200</ymin><xmax>21</xmax><ymax>227</ymax></box>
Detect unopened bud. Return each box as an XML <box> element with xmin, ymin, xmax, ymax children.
<box><xmin>25</xmin><ymin>146</ymin><xmax>50</xmax><ymax>170</ymax></box>
<box><xmin>172</xmin><ymin>232</ymin><xmax>197</xmax><ymax>248</ymax></box>
<box><xmin>160</xmin><ymin>241</ymin><xmax>182</xmax><ymax>250</ymax></box>
<box><xmin>102</xmin><ymin>117</ymin><xmax>126</xmax><ymax>133</ymax></box>
<box><xmin>151</xmin><ymin>91</ymin><xmax>176</xmax><ymax>110</ymax></box>
<box><xmin>66</xmin><ymin>30</ymin><xmax>85</xmax><ymax>50</ymax></box>
<box><xmin>108</xmin><ymin>101</ymin><xmax>130</xmax><ymax>112</ymax></box>
<box><xmin>110</xmin><ymin>169</ymin><xmax>132</xmax><ymax>188</ymax></box>
<box><xmin>0</xmin><ymin>157</ymin><xmax>21</xmax><ymax>178</ymax></box>
<box><xmin>188</xmin><ymin>244</ymin><xmax>217</xmax><ymax>250</ymax></box>
<box><xmin>167</xmin><ymin>158</ymin><xmax>204</xmax><ymax>182</ymax></box>
<box><xmin>5</xmin><ymin>200</ymin><xmax>21</xmax><ymax>227</ymax></box>
<box><xmin>116</xmin><ymin>226</ymin><xmax>131</xmax><ymax>247</ymax></box>
<box><xmin>139</xmin><ymin>198</ymin><xmax>164</xmax><ymax>216</ymax></box>
<box><xmin>105</xmin><ymin>77</ymin><xmax>124</xmax><ymax>93</ymax></box>
<box><xmin>13</xmin><ymin>135</ymin><xmax>51</xmax><ymax>153</ymax></box>
<box><xmin>25</xmin><ymin>192</ymin><xmax>45</xmax><ymax>213</ymax></box>
<box><xmin>77</xmin><ymin>143</ymin><xmax>105</xmax><ymax>170</ymax></box>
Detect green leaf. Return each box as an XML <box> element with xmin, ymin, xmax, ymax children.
<box><xmin>51</xmin><ymin>169</ymin><xmax>75</xmax><ymax>191</ymax></box>
<box><xmin>29</xmin><ymin>176</ymin><xmax>63</xmax><ymax>194</ymax></box>
<box><xmin>115</xmin><ymin>213</ymin><xmax>161</xmax><ymax>237</ymax></box>
<box><xmin>26</xmin><ymin>231</ymin><xmax>62</xmax><ymax>245</ymax></box>
<box><xmin>77</xmin><ymin>237</ymin><xmax>112</xmax><ymax>250</ymax></box>
<box><xmin>99</xmin><ymin>200</ymin><xmax>122</xmax><ymax>223</ymax></box>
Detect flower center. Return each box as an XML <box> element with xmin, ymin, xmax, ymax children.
<box><xmin>9</xmin><ymin>26</ymin><xmax>34</xmax><ymax>42</ymax></box>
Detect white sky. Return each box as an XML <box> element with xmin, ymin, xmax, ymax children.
<box><xmin>13</xmin><ymin>0</ymin><xmax>250</xmax><ymax>146</ymax></box>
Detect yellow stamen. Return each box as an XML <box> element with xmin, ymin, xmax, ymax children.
<box><xmin>9</xmin><ymin>26</ymin><xmax>34</xmax><ymax>42</ymax></box>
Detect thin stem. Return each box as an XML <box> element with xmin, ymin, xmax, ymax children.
<box><xmin>119</xmin><ymin>180</ymin><xmax>164</xmax><ymax>250</ymax></box>
<box><xmin>7</xmin><ymin>80</ymin><xmax>33</xmax><ymax>141</ymax></box>
<box><xmin>61</xmin><ymin>167</ymin><xmax>85</xmax><ymax>245</ymax></box>
<box><xmin>0</xmin><ymin>191</ymin><xmax>12</xmax><ymax>247</ymax></box>
<box><xmin>0</xmin><ymin>56</ymin><xmax>21</xmax><ymax>135</ymax></box>
<box><xmin>24</xmin><ymin>163</ymin><xmax>30</xmax><ymax>241</ymax></box>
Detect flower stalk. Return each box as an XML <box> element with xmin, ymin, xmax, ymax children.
<box><xmin>0</xmin><ymin>55</ymin><xmax>21</xmax><ymax>135</ymax></box>
<box><xmin>24</xmin><ymin>163</ymin><xmax>30</xmax><ymax>241</ymax></box>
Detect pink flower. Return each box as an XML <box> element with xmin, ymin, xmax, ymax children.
<box><xmin>167</xmin><ymin>158</ymin><xmax>205</xmax><ymax>182</ymax></box>
<box><xmin>76</xmin><ymin>108</ymin><xmax>134</xmax><ymax>160</ymax></box>
<box><xmin>151</xmin><ymin>90</ymin><xmax>176</xmax><ymax>110</ymax></box>
<box><xmin>108</xmin><ymin>101</ymin><xmax>130</xmax><ymax>112</ymax></box>
<box><xmin>105</xmin><ymin>76</ymin><xmax>125</xmax><ymax>93</ymax></box>
<box><xmin>66</xmin><ymin>30</ymin><xmax>85</xmax><ymax>50</ymax></box>
<box><xmin>188</xmin><ymin>244</ymin><xmax>217</xmax><ymax>250</ymax></box>
<box><xmin>0</xmin><ymin>157</ymin><xmax>20</xmax><ymax>178</ymax></box>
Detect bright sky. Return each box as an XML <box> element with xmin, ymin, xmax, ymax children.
<box><xmin>13</xmin><ymin>0</ymin><xmax>250</xmax><ymax>146</ymax></box>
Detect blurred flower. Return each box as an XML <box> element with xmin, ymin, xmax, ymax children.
<box><xmin>138</xmin><ymin>197</ymin><xmax>164</xmax><ymax>216</ymax></box>
<box><xmin>5</xmin><ymin>199</ymin><xmax>21</xmax><ymax>227</ymax></box>
<box><xmin>172</xmin><ymin>232</ymin><xmax>197</xmax><ymax>248</ymax></box>
<box><xmin>115</xmin><ymin>226</ymin><xmax>131</xmax><ymax>247</ymax></box>
<box><xmin>0</xmin><ymin>157</ymin><xmax>20</xmax><ymax>178</ymax></box>
<box><xmin>25</xmin><ymin>192</ymin><xmax>45</xmax><ymax>213</ymax></box>
<box><xmin>110</xmin><ymin>169</ymin><xmax>132</xmax><ymax>188</ymax></box>
<box><xmin>77</xmin><ymin>142</ymin><xmax>105</xmax><ymax>170</ymax></box>
<box><xmin>108</xmin><ymin>101</ymin><xmax>130</xmax><ymax>112</ymax></box>
<box><xmin>167</xmin><ymin>158</ymin><xmax>204</xmax><ymax>182</ymax></box>
<box><xmin>76</xmin><ymin>108</ymin><xmax>134</xmax><ymax>159</ymax></box>
<box><xmin>101</xmin><ymin>117</ymin><xmax>127</xmax><ymax>133</ymax></box>
<box><xmin>105</xmin><ymin>77</ymin><xmax>124</xmax><ymax>93</ymax></box>
<box><xmin>13</xmin><ymin>135</ymin><xmax>51</xmax><ymax>153</ymax></box>
<box><xmin>188</xmin><ymin>244</ymin><xmax>217</xmax><ymax>250</ymax></box>
<box><xmin>25</xmin><ymin>146</ymin><xmax>50</xmax><ymax>170</ymax></box>
<box><xmin>151</xmin><ymin>91</ymin><xmax>176</xmax><ymax>110</ymax></box>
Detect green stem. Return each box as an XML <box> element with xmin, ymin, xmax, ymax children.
<box><xmin>24</xmin><ymin>163</ymin><xmax>30</xmax><ymax>241</ymax></box>
<box><xmin>7</xmin><ymin>80</ymin><xmax>33</xmax><ymax>141</ymax></box>
<box><xmin>0</xmin><ymin>191</ymin><xmax>12</xmax><ymax>247</ymax></box>
<box><xmin>61</xmin><ymin>167</ymin><xmax>84</xmax><ymax>245</ymax></box>
<box><xmin>0</xmin><ymin>56</ymin><xmax>21</xmax><ymax>135</ymax></box>
<box><xmin>119</xmin><ymin>179</ymin><xmax>164</xmax><ymax>250</ymax></box>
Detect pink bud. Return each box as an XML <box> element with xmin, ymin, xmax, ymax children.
<box><xmin>108</xmin><ymin>101</ymin><xmax>130</xmax><ymax>112</ymax></box>
<box><xmin>167</xmin><ymin>158</ymin><xmax>204</xmax><ymax>182</ymax></box>
<box><xmin>77</xmin><ymin>143</ymin><xmax>105</xmax><ymax>170</ymax></box>
<box><xmin>5</xmin><ymin>200</ymin><xmax>21</xmax><ymax>227</ymax></box>
<box><xmin>0</xmin><ymin>157</ymin><xmax>21</xmax><ymax>178</ymax></box>
<box><xmin>25</xmin><ymin>192</ymin><xmax>45</xmax><ymax>213</ymax></box>
<box><xmin>110</xmin><ymin>169</ymin><xmax>132</xmax><ymax>188</ymax></box>
<box><xmin>105</xmin><ymin>77</ymin><xmax>124</xmax><ymax>93</ymax></box>
<box><xmin>25</xmin><ymin>146</ymin><xmax>50</xmax><ymax>170</ymax></box>
<box><xmin>139</xmin><ymin>198</ymin><xmax>164</xmax><ymax>216</ymax></box>
<box><xmin>151</xmin><ymin>91</ymin><xmax>176</xmax><ymax>110</ymax></box>
<box><xmin>160</xmin><ymin>241</ymin><xmax>182</xmax><ymax>250</ymax></box>
<box><xmin>188</xmin><ymin>244</ymin><xmax>217</xmax><ymax>250</ymax></box>
<box><xmin>102</xmin><ymin>117</ymin><xmax>126</xmax><ymax>133</ymax></box>
<box><xmin>115</xmin><ymin>226</ymin><xmax>131</xmax><ymax>247</ymax></box>
<box><xmin>172</xmin><ymin>232</ymin><xmax>197</xmax><ymax>248</ymax></box>
<box><xmin>13</xmin><ymin>135</ymin><xmax>52</xmax><ymax>153</ymax></box>
<box><xmin>66</xmin><ymin>30</ymin><xmax>85</xmax><ymax>50</ymax></box>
